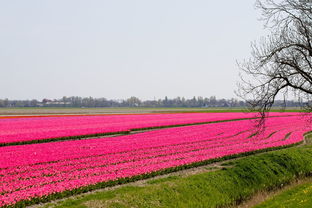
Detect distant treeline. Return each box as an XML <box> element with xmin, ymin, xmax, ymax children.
<box><xmin>0</xmin><ymin>96</ymin><xmax>303</xmax><ymax>108</ymax></box>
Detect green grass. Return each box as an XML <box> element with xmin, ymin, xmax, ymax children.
<box><xmin>254</xmin><ymin>181</ymin><xmax>312</xmax><ymax>208</ymax></box>
<box><xmin>37</xmin><ymin>143</ymin><xmax>312</xmax><ymax>208</ymax></box>
<box><xmin>0</xmin><ymin>107</ymin><xmax>304</xmax><ymax>115</ymax></box>
<box><xmin>0</xmin><ymin>107</ymin><xmax>247</xmax><ymax>114</ymax></box>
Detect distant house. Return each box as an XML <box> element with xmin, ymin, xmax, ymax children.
<box><xmin>40</xmin><ymin>99</ymin><xmax>72</xmax><ymax>106</ymax></box>
<box><xmin>45</xmin><ymin>101</ymin><xmax>71</xmax><ymax>105</ymax></box>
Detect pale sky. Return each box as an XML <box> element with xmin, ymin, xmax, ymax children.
<box><xmin>0</xmin><ymin>0</ymin><xmax>267</xmax><ymax>100</ymax></box>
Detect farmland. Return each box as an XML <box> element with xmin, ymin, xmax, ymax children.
<box><xmin>43</xmin><ymin>139</ymin><xmax>312</xmax><ymax>208</ymax></box>
<box><xmin>0</xmin><ymin>107</ymin><xmax>248</xmax><ymax>116</ymax></box>
<box><xmin>0</xmin><ymin>107</ymin><xmax>302</xmax><ymax>116</ymax></box>
<box><xmin>0</xmin><ymin>112</ymin><xmax>257</xmax><ymax>145</ymax></box>
<box><xmin>0</xmin><ymin>111</ymin><xmax>311</xmax><ymax>207</ymax></box>
<box><xmin>0</xmin><ymin>112</ymin><xmax>299</xmax><ymax>146</ymax></box>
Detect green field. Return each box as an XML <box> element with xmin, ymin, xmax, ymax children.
<box><xmin>0</xmin><ymin>107</ymin><xmax>303</xmax><ymax>115</ymax></box>
<box><xmin>0</xmin><ymin>107</ymin><xmax>244</xmax><ymax>115</ymax></box>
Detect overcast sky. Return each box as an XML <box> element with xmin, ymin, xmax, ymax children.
<box><xmin>0</xmin><ymin>0</ymin><xmax>267</xmax><ymax>100</ymax></box>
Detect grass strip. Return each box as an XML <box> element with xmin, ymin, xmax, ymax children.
<box><xmin>2</xmin><ymin>141</ymin><xmax>303</xmax><ymax>208</ymax></box>
<box><xmin>254</xmin><ymin>180</ymin><xmax>312</xmax><ymax>208</ymax></box>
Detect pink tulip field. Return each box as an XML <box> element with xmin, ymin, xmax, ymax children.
<box><xmin>0</xmin><ymin>113</ymin><xmax>310</xmax><ymax>207</ymax></box>
<box><xmin>0</xmin><ymin>112</ymin><xmax>299</xmax><ymax>145</ymax></box>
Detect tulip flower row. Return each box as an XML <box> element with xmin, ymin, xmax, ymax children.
<box><xmin>0</xmin><ymin>112</ymin><xmax>299</xmax><ymax>145</ymax></box>
<box><xmin>0</xmin><ymin>115</ymin><xmax>309</xmax><ymax>207</ymax></box>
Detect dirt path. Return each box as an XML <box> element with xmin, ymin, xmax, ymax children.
<box><xmin>29</xmin><ymin>161</ymin><xmax>227</xmax><ymax>208</ymax></box>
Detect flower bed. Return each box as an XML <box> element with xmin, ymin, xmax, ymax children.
<box><xmin>0</xmin><ymin>115</ymin><xmax>308</xmax><ymax>207</ymax></box>
<box><xmin>0</xmin><ymin>112</ymin><xmax>299</xmax><ymax>145</ymax></box>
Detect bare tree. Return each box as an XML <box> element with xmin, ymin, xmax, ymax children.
<box><xmin>237</xmin><ymin>0</ymin><xmax>312</xmax><ymax>121</ymax></box>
